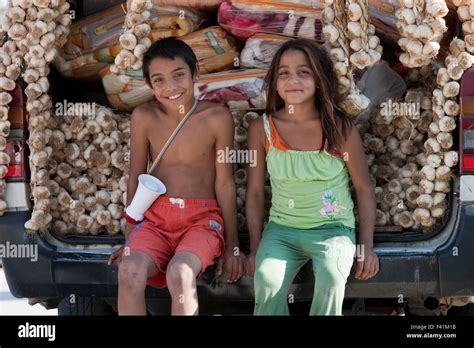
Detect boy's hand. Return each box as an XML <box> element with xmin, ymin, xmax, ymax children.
<box><xmin>245</xmin><ymin>251</ymin><xmax>257</xmax><ymax>277</ymax></box>
<box><xmin>108</xmin><ymin>223</ymin><xmax>134</xmax><ymax>266</ymax></box>
<box><xmin>355</xmin><ymin>247</ymin><xmax>379</xmax><ymax>280</ymax></box>
<box><xmin>216</xmin><ymin>246</ymin><xmax>245</xmax><ymax>283</ymax></box>
<box><xmin>108</xmin><ymin>246</ymin><xmax>125</xmax><ymax>267</ymax></box>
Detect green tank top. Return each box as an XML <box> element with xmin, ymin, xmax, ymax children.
<box><xmin>263</xmin><ymin>114</ymin><xmax>355</xmax><ymax>229</ymax></box>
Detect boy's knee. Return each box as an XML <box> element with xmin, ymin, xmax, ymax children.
<box><xmin>166</xmin><ymin>261</ymin><xmax>197</xmax><ymax>288</ymax></box>
<box><xmin>118</xmin><ymin>258</ymin><xmax>148</xmax><ymax>290</ymax></box>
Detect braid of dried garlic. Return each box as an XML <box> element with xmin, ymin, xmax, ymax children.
<box><xmin>15</xmin><ymin>0</ymin><xmax>72</xmax><ymax>234</ymax></box>
<box><xmin>347</xmin><ymin>0</ymin><xmax>383</xmax><ymax>70</ymax></box>
<box><xmin>111</xmin><ymin>0</ymin><xmax>153</xmax><ymax>74</ymax></box>
<box><xmin>397</xmin><ymin>0</ymin><xmax>448</xmax><ymax>68</ymax></box>
<box><xmin>321</xmin><ymin>0</ymin><xmax>370</xmax><ymax>117</ymax></box>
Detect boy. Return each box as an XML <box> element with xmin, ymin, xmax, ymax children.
<box><xmin>108</xmin><ymin>37</ymin><xmax>245</xmax><ymax>315</ymax></box>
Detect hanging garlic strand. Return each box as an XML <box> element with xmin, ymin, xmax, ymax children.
<box><xmin>111</xmin><ymin>0</ymin><xmax>153</xmax><ymax>75</ymax></box>
<box><xmin>411</xmin><ymin>1</ymin><xmax>472</xmax><ymax>229</ymax></box>
<box><xmin>396</xmin><ymin>0</ymin><xmax>448</xmax><ymax>68</ymax></box>
<box><xmin>347</xmin><ymin>0</ymin><xmax>383</xmax><ymax>70</ymax></box>
<box><xmin>321</xmin><ymin>0</ymin><xmax>370</xmax><ymax>117</ymax></box>
<box><xmin>7</xmin><ymin>0</ymin><xmax>72</xmax><ymax>234</ymax></box>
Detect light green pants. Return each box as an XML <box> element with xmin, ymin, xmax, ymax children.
<box><xmin>254</xmin><ymin>221</ymin><xmax>356</xmax><ymax>315</ymax></box>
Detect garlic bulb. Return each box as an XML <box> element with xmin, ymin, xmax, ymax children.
<box><xmin>443</xmin><ymin>151</ymin><xmax>458</xmax><ymax>167</ymax></box>
<box><xmin>443</xmin><ymin>81</ymin><xmax>460</xmax><ymax>98</ymax></box>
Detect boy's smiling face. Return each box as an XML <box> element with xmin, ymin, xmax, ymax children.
<box><xmin>147</xmin><ymin>56</ymin><xmax>197</xmax><ymax>111</ymax></box>
<box><xmin>276</xmin><ymin>49</ymin><xmax>316</xmax><ymax>106</ymax></box>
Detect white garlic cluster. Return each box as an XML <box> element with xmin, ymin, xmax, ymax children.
<box><xmin>366</xmin><ymin>62</ymin><xmax>460</xmax><ymax>230</ymax></box>
<box><xmin>4</xmin><ymin>0</ymin><xmax>72</xmax><ymax>233</ymax></box>
<box><xmin>0</xmin><ymin>0</ymin><xmax>70</xmax><ymax>221</ymax></box>
<box><xmin>347</xmin><ymin>0</ymin><xmax>383</xmax><ymax>70</ymax></box>
<box><xmin>0</xmin><ymin>39</ymin><xmax>18</xmax><ymax>216</ymax></box>
<box><xmin>411</xmin><ymin>10</ymin><xmax>474</xmax><ymax>228</ymax></box>
<box><xmin>363</xmin><ymin>65</ymin><xmax>456</xmax><ymax>230</ymax></box>
<box><xmin>321</xmin><ymin>0</ymin><xmax>370</xmax><ymax>117</ymax></box>
<box><xmin>111</xmin><ymin>0</ymin><xmax>153</xmax><ymax>74</ymax></box>
<box><xmin>396</xmin><ymin>0</ymin><xmax>449</xmax><ymax>68</ymax></box>
<box><xmin>45</xmin><ymin>104</ymin><xmax>131</xmax><ymax>236</ymax></box>
<box><xmin>455</xmin><ymin>0</ymin><xmax>474</xmax><ymax>53</ymax></box>
<box><xmin>0</xmin><ymin>1</ymin><xmax>28</xmax><ymax>217</ymax></box>
<box><xmin>231</xmin><ymin>110</ymin><xmax>271</xmax><ymax>231</ymax></box>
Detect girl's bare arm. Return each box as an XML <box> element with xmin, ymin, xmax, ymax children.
<box><xmin>339</xmin><ymin>124</ymin><xmax>379</xmax><ymax>280</ymax></box>
<box><xmin>246</xmin><ymin>117</ymin><xmax>267</xmax><ymax>253</ymax></box>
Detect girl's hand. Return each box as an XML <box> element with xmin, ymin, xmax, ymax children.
<box><xmin>355</xmin><ymin>247</ymin><xmax>379</xmax><ymax>280</ymax></box>
<box><xmin>245</xmin><ymin>251</ymin><xmax>257</xmax><ymax>277</ymax></box>
<box><xmin>216</xmin><ymin>246</ymin><xmax>246</xmax><ymax>283</ymax></box>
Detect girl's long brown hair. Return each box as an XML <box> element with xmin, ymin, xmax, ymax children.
<box><xmin>264</xmin><ymin>38</ymin><xmax>353</xmax><ymax>152</ymax></box>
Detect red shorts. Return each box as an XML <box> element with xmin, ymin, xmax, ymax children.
<box><xmin>125</xmin><ymin>196</ymin><xmax>225</xmax><ymax>288</ymax></box>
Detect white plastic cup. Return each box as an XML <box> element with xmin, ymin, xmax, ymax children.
<box><xmin>125</xmin><ymin>174</ymin><xmax>166</xmax><ymax>222</ymax></box>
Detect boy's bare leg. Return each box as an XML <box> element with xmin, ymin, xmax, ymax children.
<box><xmin>166</xmin><ymin>251</ymin><xmax>202</xmax><ymax>315</ymax></box>
<box><xmin>118</xmin><ymin>251</ymin><xmax>158</xmax><ymax>315</ymax></box>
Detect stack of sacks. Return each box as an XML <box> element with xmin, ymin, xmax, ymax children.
<box><xmin>240</xmin><ymin>33</ymin><xmax>291</xmax><ymax>69</ymax></box>
<box><xmin>367</xmin><ymin>0</ymin><xmax>402</xmax><ymax>45</ymax></box>
<box><xmin>218</xmin><ymin>0</ymin><xmax>324</xmax><ymax>42</ymax></box>
<box><xmin>195</xmin><ymin>69</ymin><xmax>267</xmax><ymax>110</ymax></box>
<box><xmin>150</xmin><ymin>0</ymin><xmax>223</xmax><ymax>9</ymax></box>
<box><xmin>101</xmin><ymin>26</ymin><xmax>240</xmax><ymax>111</ymax></box>
<box><xmin>54</xmin><ymin>4</ymin><xmax>205</xmax><ymax>80</ymax></box>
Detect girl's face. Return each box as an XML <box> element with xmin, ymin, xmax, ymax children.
<box><xmin>148</xmin><ymin>56</ymin><xmax>196</xmax><ymax>110</ymax></box>
<box><xmin>276</xmin><ymin>49</ymin><xmax>316</xmax><ymax>107</ymax></box>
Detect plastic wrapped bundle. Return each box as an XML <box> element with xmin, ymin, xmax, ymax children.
<box><xmin>195</xmin><ymin>69</ymin><xmax>267</xmax><ymax>110</ymax></box>
<box><xmin>151</xmin><ymin>0</ymin><xmax>223</xmax><ymax>8</ymax></box>
<box><xmin>101</xmin><ymin>68</ymin><xmax>151</xmax><ymax>111</ymax></box>
<box><xmin>55</xmin><ymin>4</ymin><xmax>205</xmax><ymax>80</ymax></box>
<box><xmin>178</xmin><ymin>26</ymin><xmax>240</xmax><ymax>73</ymax></box>
<box><xmin>241</xmin><ymin>33</ymin><xmax>291</xmax><ymax>69</ymax></box>
<box><xmin>101</xmin><ymin>26</ymin><xmax>241</xmax><ymax>111</ymax></box>
<box><xmin>218</xmin><ymin>0</ymin><xmax>323</xmax><ymax>42</ymax></box>
<box><xmin>367</xmin><ymin>0</ymin><xmax>401</xmax><ymax>45</ymax></box>
<box><xmin>146</xmin><ymin>2</ymin><xmax>204</xmax><ymax>39</ymax></box>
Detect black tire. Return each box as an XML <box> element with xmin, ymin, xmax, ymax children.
<box><xmin>58</xmin><ymin>296</ymin><xmax>117</xmax><ymax>316</ymax></box>
<box><xmin>456</xmin><ymin>303</ymin><xmax>474</xmax><ymax>316</ymax></box>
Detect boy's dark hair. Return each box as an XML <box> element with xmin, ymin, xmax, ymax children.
<box><xmin>143</xmin><ymin>37</ymin><xmax>198</xmax><ymax>85</ymax></box>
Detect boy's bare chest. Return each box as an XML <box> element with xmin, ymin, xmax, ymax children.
<box><xmin>147</xmin><ymin>117</ymin><xmax>214</xmax><ymax>164</ymax></box>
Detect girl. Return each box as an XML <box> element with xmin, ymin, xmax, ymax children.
<box><xmin>245</xmin><ymin>39</ymin><xmax>379</xmax><ymax>315</ymax></box>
